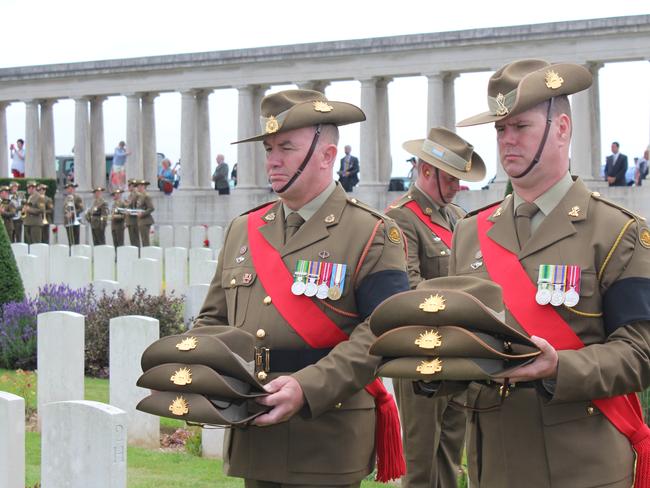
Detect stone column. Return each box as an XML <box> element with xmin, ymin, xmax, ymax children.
<box><xmin>376</xmin><ymin>78</ymin><xmax>392</xmax><ymax>184</ymax></box>
<box><xmin>297</xmin><ymin>80</ymin><xmax>330</xmax><ymax>93</ymax></box>
<box><xmin>25</xmin><ymin>100</ymin><xmax>41</xmax><ymax>178</ymax></box>
<box><xmin>359</xmin><ymin>78</ymin><xmax>380</xmax><ymax>186</ymax></box>
<box><xmin>0</xmin><ymin>102</ymin><xmax>8</xmax><ymax>178</ymax></box>
<box><xmin>587</xmin><ymin>62</ymin><xmax>603</xmax><ymax>179</ymax></box>
<box><xmin>141</xmin><ymin>92</ymin><xmax>159</xmax><ymax>186</ymax></box>
<box><xmin>90</xmin><ymin>96</ymin><xmax>107</xmax><ymax>189</ymax></box>
<box><xmin>195</xmin><ymin>90</ymin><xmax>213</xmax><ymax>189</ymax></box>
<box><xmin>426</xmin><ymin>72</ymin><xmax>445</xmax><ymax>129</ymax></box>
<box><xmin>236</xmin><ymin>85</ymin><xmax>259</xmax><ymax>189</ymax></box>
<box><xmin>443</xmin><ymin>73</ymin><xmax>458</xmax><ymax>130</ymax></box>
<box><xmin>180</xmin><ymin>90</ymin><xmax>198</xmax><ymax>189</ymax></box>
<box><xmin>125</xmin><ymin>94</ymin><xmax>143</xmax><ymax>182</ymax></box>
<box><xmin>40</xmin><ymin>99</ymin><xmax>57</xmax><ymax>179</ymax></box>
<box><xmin>74</xmin><ymin>98</ymin><xmax>91</xmax><ymax>191</ymax></box>
<box><xmin>252</xmin><ymin>86</ymin><xmax>268</xmax><ymax>188</ymax></box>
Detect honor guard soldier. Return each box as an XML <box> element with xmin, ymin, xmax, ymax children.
<box><xmin>193</xmin><ymin>89</ymin><xmax>409</xmax><ymax>487</ymax></box>
<box><xmin>63</xmin><ymin>182</ymin><xmax>84</xmax><ymax>246</ymax></box>
<box><xmin>8</xmin><ymin>181</ymin><xmax>24</xmax><ymax>242</ymax></box>
<box><xmin>438</xmin><ymin>59</ymin><xmax>650</xmax><ymax>487</ymax></box>
<box><xmin>0</xmin><ymin>186</ymin><xmax>16</xmax><ymax>239</ymax></box>
<box><xmin>110</xmin><ymin>189</ymin><xmax>126</xmax><ymax>247</ymax></box>
<box><xmin>22</xmin><ymin>181</ymin><xmax>46</xmax><ymax>245</ymax></box>
<box><xmin>86</xmin><ymin>187</ymin><xmax>109</xmax><ymax>246</ymax></box>
<box><xmin>386</xmin><ymin>127</ymin><xmax>486</xmax><ymax>488</ymax></box>
<box><xmin>38</xmin><ymin>184</ymin><xmax>54</xmax><ymax>244</ymax></box>
<box><xmin>135</xmin><ymin>180</ymin><xmax>154</xmax><ymax>247</ymax></box>
<box><xmin>126</xmin><ymin>179</ymin><xmax>141</xmax><ymax>247</ymax></box>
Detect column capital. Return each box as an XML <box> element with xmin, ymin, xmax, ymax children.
<box><xmin>89</xmin><ymin>95</ymin><xmax>107</xmax><ymax>105</ymax></box>
<box><xmin>0</xmin><ymin>101</ymin><xmax>10</xmax><ymax>110</ymax></box>
<box><xmin>585</xmin><ymin>61</ymin><xmax>604</xmax><ymax>74</ymax></box>
<box><xmin>296</xmin><ymin>80</ymin><xmax>331</xmax><ymax>92</ymax></box>
<box><xmin>73</xmin><ymin>96</ymin><xmax>90</xmax><ymax>103</ymax></box>
<box><xmin>140</xmin><ymin>92</ymin><xmax>159</xmax><ymax>103</ymax></box>
<box><xmin>375</xmin><ymin>77</ymin><xmax>393</xmax><ymax>88</ymax></box>
<box><xmin>40</xmin><ymin>98</ymin><xmax>58</xmax><ymax>108</ymax></box>
<box><xmin>194</xmin><ymin>89</ymin><xmax>213</xmax><ymax>99</ymax></box>
<box><xmin>424</xmin><ymin>71</ymin><xmax>458</xmax><ymax>81</ymax></box>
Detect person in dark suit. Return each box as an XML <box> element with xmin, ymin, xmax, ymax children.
<box><xmin>338</xmin><ymin>145</ymin><xmax>359</xmax><ymax>192</ymax></box>
<box><xmin>604</xmin><ymin>141</ymin><xmax>628</xmax><ymax>186</ymax></box>
<box><xmin>212</xmin><ymin>154</ymin><xmax>230</xmax><ymax>195</ymax></box>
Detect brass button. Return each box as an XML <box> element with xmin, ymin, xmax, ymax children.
<box><xmin>334</xmin><ymin>402</ymin><xmax>342</xmax><ymax>409</ymax></box>
<box><xmin>587</xmin><ymin>406</ymin><xmax>595</xmax><ymax>415</ymax></box>
<box><xmin>351</xmin><ymin>198</ymin><xmax>357</xmax><ymax>204</ymax></box>
<box><xmin>257</xmin><ymin>371</ymin><xmax>268</xmax><ymax>381</ymax></box>
<box><xmin>263</xmin><ymin>296</ymin><xmax>272</xmax><ymax>305</ymax></box>
<box><xmin>230</xmin><ymin>278</ymin><xmax>236</xmax><ymax>286</ymax></box>
<box><xmin>440</xmin><ymin>250</ymin><xmax>447</xmax><ymax>256</ymax></box>
<box><xmin>592</xmin><ymin>191</ymin><xmax>601</xmax><ymax>197</ymax></box>
<box><xmin>256</xmin><ymin>329</ymin><xmax>266</xmax><ymax>339</ymax></box>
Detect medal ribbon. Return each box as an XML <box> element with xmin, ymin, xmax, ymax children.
<box><xmin>477</xmin><ymin>206</ymin><xmax>650</xmax><ymax>488</ymax></box>
<box><xmin>404</xmin><ymin>200</ymin><xmax>453</xmax><ymax>247</ymax></box>
<box><xmin>319</xmin><ymin>261</ymin><xmax>333</xmax><ymax>286</ymax></box>
<box><xmin>567</xmin><ymin>265</ymin><xmax>581</xmax><ymax>294</ymax></box>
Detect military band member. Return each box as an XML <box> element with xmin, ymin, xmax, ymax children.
<box><xmin>8</xmin><ymin>181</ymin><xmax>24</xmax><ymax>242</ymax></box>
<box><xmin>135</xmin><ymin>180</ymin><xmax>154</xmax><ymax>247</ymax></box>
<box><xmin>63</xmin><ymin>182</ymin><xmax>84</xmax><ymax>246</ymax></box>
<box><xmin>38</xmin><ymin>184</ymin><xmax>54</xmax><ymax>244</ymax></box>
<box><xmin>86</xmin><ymin>187</ymin><xmax>109</xmax><ymax>246</ymax></box>
<box><xmin>23</xmin><ymin>181</ymin><xmax>45</xmax><ymax>245</ymax></box>
<box><xmin>126</xmin><ymin>179</ymin><xmax>141</xmax><ymax>248</ymax></box>
<box><xmin>0</xmin><ymin>186</ymin><xmax>16</xmax><ymax>239</ymax></box>
<box><xmin>444</xmin><ymin>59</ymin><xmax>650</xmax><ymax>487</ymax></box>
<box><xmin>386</xmin><ymin>127</ymin><xmax>485</xmax><ymax>488</ymax></box>
<box><xmin>110</xmin><ymin>189</ymin><xmax>126</xmax><ymax>247</ymax></box>
<box><xmin>194</xmin><ymin>89</ymin><xmax>409</xmax><ymax>487</ymax></box>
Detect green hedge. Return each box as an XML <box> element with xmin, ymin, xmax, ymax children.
<box><xmin>0</xmin><ymin>219</ymin><xmax>24</xmax><ymax>308</ymax></box>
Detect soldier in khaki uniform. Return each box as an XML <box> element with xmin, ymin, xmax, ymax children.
<box><xmin>0</xmin><ymin>186</ymin><xmax>16</xmax><ymax>238</ymax></box>
<box><xmin>8</xmin><ymin>181</ymin><xmax>24</xmax><ymax>243</ymax></box>
<box><xmin>443</xmin><ymin>59</ymin><xmax>650</xmax><ymax>487</ymax></box>
<box><xmin>135</xmin><ymin>180</ymin><xmax>154</xmax><ymax>247</ymax></box>
<box><xmin>38</xmin><ymin>184</ymin><xmax>54</xmax><ymax>244</ymax></box>
<box><xmin>386</xmin><ymin>127</ymin><xmax>485</xmax><ymax>488</ymax></box>
<box><xmin>194</xmin><ymin>89</ymin><xmax>409</xmax><ymax>487</ymax></box>
<box><xmin>63</xmin><ymin>182</ymin><xmax>84</xmax><ymax>246</ymax></box>
<box><xmin>86</xmin><ymin>187</ymin><xmax>109</xmax><ymax>246</ymax></box>
<box><xmin>110</xmin><ymin>189</ymin><xmax>126</xmax><ymax>247</ymax></box>
<box><xmin>126</xmin><ymin>179</ymin><xmax>140</xmax><ymax>248</ymax></box>
<box><xmin>23</xmin><ymin>181</ymin><xmax>45</xmax><ymax>245</ymax></box>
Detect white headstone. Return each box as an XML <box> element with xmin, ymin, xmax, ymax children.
<box><xmin>93</xmin><ymin>279</ymin><xmax>121</xmax><ymax>296</ymax></box>
<box><xmin>71</xmin><ymin>244</ymin><xmax>92</xmax><ymax>259</ymax></box>
<box><xmin>184</xmin><ymin>284</ymin><xmax>210</xmax><ymax>327</ymax></box>
<box><xmin>16</xmin><ymin>254</ymin><xmax>44</xmax><ymax>296</ymax></box>
<box><xmin>141</xmin><ymin>245</ymin><xmax>163</xmax><ymax>262</ymax></box>
<box><xmin>208</xmin><ymin>225</ymin><xmax>224</xmax><ymax>251</ymax></box>
<box><xmin>201</xmin><ymin>427</ymin><xmax>225</xmax><ymax>459</ymax></box>
<box><xmin>28</xmin><ymin>243</ymin><xmax>51</xmax><ymax>283</ymax></box>
<box><xmin>49</xmin><ymin>244</ymin><xmax>70</xmax><ymax>284</ymax></box>
<box><xmin>65</xmin><ymin>255</ymin><xmax>92</xmax><ymax>290</ymax></box>
<box><xmin>93</xmin><ymin>245</ymin><xmax>116</xmax><ymax>281</ymax></box>
<box><xmin>37</xmin><ymin>312</ymin><xmax>85</xmax><ymax>421</ymax></box>
<box><xmin>117</xmin><ymin>246</ymin><xmax>139</xmax><ymax>286</ymax></box>
<box><xmin>41</xmin><ymin>401</ymin><xmax>127</xmax><ymax>488</ymax></box>
<box><xmin>0</xmin><ymin>392</ymin><xmax>25</xmax><ymax>488</ymax></box>
<box><xmin>158</xmin><ymin>225</ymin><xmax>174</xmax><ymax>249</ymax></box>
<box><xmin>191</xmin><ymin>259</ymin><xmax>218</xmax><ymax>287</ymax></box>
<box><xmin>190</xmin><ymin>225</ymin><xmax>206</xmax><ymax>249</ymax></box>
<box><xmin>110</xmin><ymin>315</ymin><xmax>160</xmax><ymax>447</ymax></box>
<box><xmin>165</xmin><ymin>247</ymin><xmax>188</xmax><ymax>296</ymax></box>
<box><xmin>189</xmin><ymin>247</ymin><xmax>214</xmax><ymax>285</ymax></box>
<box><xmin>174</xmin><ymin>224</ymin><xmax>190</xmax><ymax>249</ymax></box>
<box><xmin>129</xmin><ymin>258</ymin><xmax>162</xmax><ymax>296</ymax></box>
<box><xmin>10</xmin><ymin>242</ymin><xmax>28</xmax><ymax>258</ymax></box>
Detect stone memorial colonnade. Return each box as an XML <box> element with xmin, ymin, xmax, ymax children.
<box><xmin>0</xmin><ymin>15</ymin><xmax>648</xmax><ymax>224</ymax></box>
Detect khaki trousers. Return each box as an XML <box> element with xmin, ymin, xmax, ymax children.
<box><xmin>245</xmin><ymin>481</ymin><xmax>360</xmax><ymax>488</ymax></box>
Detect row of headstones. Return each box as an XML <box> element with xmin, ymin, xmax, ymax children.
<box><xmin>11</xmin><ymin>243</ymin><xmax>219</xmax><ymax>298</ymax></box>
<box><xmin>0</xmin><ymin>311</ymin><xmax>224</xmax><ymax>488</ymax></box>
<box><xmin>43</xmin><ymin>223</ymin><xmax>225</xmax><ymax>251</ymax></box>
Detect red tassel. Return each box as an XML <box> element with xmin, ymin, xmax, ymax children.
<box><xmin>635</xmin><ymin>434</ymin><xmax>650</xmax><ymax>488</ymax></box>
<box><xmin>365</xmin><ymin>379</ymin><xmax>406</xmax><ymax>483</ymax></box>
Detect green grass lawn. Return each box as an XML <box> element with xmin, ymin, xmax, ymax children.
<box><xmin>2</xmin><ymin>368</ymin><xmax>394</xmax><ymax>487</ymax></box>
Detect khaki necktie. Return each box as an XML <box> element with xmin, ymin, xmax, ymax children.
<box><xmin>284</xmin><ymin>212</ymin><xmax>305</xmax><ymax>243</ymax></box>
<box><xmin>515</xmin><ymin>202</ymin><xmax>539</xmax><ymax>248</ymax></box>
<box><xmin>439</xmin><ymin>207</ymin><xmax>454</xmax><ymax>230</ymax></box>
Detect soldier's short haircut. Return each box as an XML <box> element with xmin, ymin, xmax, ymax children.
<box><xmin>319</xmin><ymin>124</ymin><xmax>340</xmax><ymax>146</ymax></box>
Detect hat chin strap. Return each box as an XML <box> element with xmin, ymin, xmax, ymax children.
<box><xmin>435</xmin><ymin>168</ymin><xmax>450</xmax><ymax>206</ymax></box>
<box><xmin>275</xmin><ymin>125</ymin><xmax>322</xmax><ymax>194</ymax></box>
<box><xmin>511</xmin><ymin>98</ymin><xmax>554</xmax><ymax>179</ymax></box>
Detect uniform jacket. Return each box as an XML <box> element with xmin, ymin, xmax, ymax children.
<box><xmin>605</xmin><ymin>152</ymin><xmax>628</xmax><ymax>186</ymax></box>
<box><xmin>111</xmin><ymin>198</ymin><xmax>126</xmax><ymax>229</ymax></box>
<box><xmin>194</xmin><ymin>184</ymin><xmax>408</xmax><ymax>485</ymax></box>
<box><xmin>23</xmin><ymin>193</ymin><xmax>45</xmax><ymax>226</ymax></box>
<box><xmin>126</xmin><ymin>191</ymin><xmax>139</xmax><ymax>227</ymax></box>
<box><xmin>136</xmin><ymin>192</ymin><xmax>155</xmax><ymax>226</ymax></box>
<box><xmin>44</xmin><ymin>195</ymin><xmax>54</xmax><ymax>223</ymax></box>
<box><xmin>86</xmin><ymin>197</ymin><xmax>108</xmax><ymax>230</ymax></box>
<box><xmin>339</xmin><ymin>155</ymin><xmax>360</xmax><ymax>187</ymax></box>
<box><xmin>212</xmin><ymin>162</ymin><xmax>230</xmax><ymax>190</ymax></box>
<box><xmin>63</xmin><ymin>194</ymin><xmax>84</xmax><ymax>226</ymax></box>
<box><xmin>387</xmin><ymin>185</ymin><xmax>465</xmax><ymax>287</ymax></box>
<box><xmin>9</xmin><ymin>192</ymin><xmax>23</xmax><ymax>222</ymax></box>
<box><xmin>1</xmin><ymin>199</ymin><xmax>16</xmax><ymax>235</ymax></box>
<box><xmin>449</xmin><ymin>177</ymin><xmax>650</xmax><ymax>488</ymax></box>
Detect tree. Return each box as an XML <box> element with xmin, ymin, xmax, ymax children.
<box><xmin>0</xmin><ymin>224</ymin><xmax>24</xmax><ymax>309</ymax></box>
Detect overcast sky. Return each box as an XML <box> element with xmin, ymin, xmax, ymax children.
<box><xmin>1</xmin><ymin>0</ymin><xmax>649</xmax><ymax>187</ymax></box>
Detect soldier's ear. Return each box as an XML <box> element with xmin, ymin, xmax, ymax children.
<box><xmin>320</xmin><ymin>143</ymin><xmax>338</xmax><ymax>168</ymax></box>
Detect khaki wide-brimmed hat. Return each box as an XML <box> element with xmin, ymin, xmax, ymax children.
<box><xmin>0</xmin><ymin>185</ymin><xmax>9</xmax><ymax>192</ymax></box>
<box><xmin>64</xmin><ymin>182</ymin><xmax>78</xmax><ymax>189</ymax></box>
<box><xmin>92</xmin><ymin>186</ymin><xmax>105</xmax><ymax>193</ymax></box>
<box><xmin>111</xmin><ymin>189</ymin><xmax>123</xmax><ymax>196</ymax></box>
<box><xmin>8</xmin><ymin>181</ymin><xmax>19</xmax><ymax>188</ymax></box>
<box><xmin>403</xmin><ymin>127</ymin><xmax>486</xmax><ymax>182</ymax></box>
<box><xmin>26</xmin><ymin>181</ymin><xmax>38</xmax><ymax>188</ymax></box>
<box><xmin>457</xmin><ymin>59</ymin><xmax>592</xmax><ymax>127</ymax></box>
<box><xmin>233</xmin><ymin>89</ymin><xmax>366</xmax><ymax>144</ymax></box>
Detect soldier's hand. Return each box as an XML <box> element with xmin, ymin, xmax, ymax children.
<box><xmin>253</xmin><ymin>375</ymin><xmax>305</xmax><ymax>426</ymax></box>
<box><xmin>495</xmin><ymin>335</ymin><xmax>558</xmax><ymax>382</ymax></box>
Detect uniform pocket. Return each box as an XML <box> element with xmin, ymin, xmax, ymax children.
<box><xmin>221</xmin><ymin>268</ymin><xmax>256</xmax><ymax>327</ymax></box>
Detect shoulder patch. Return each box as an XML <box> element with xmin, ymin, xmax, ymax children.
<box><xmin>640</xmin><ymin>228</ymin><xmax>650</xmax><ymax>249</ymax></box>
<box><xmin>387</xmin><ymin>226</ymin><xmax>402</xmax><ymax>244</ymax></box>
<box><xmin>240</xmin><ymin>199</ymin><xmax>279</xmax><ymax>217</ymax></box>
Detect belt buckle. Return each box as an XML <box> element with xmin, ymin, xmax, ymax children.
<box><xmin>255</xmin><ymin>346</ymin><xmax>270</xmax><ymax>373</ymax></box>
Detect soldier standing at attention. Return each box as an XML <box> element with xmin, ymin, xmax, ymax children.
<box><xmin>193</xmin><ymin>89</ymin><xmax>409</xmax><ymax>487</ymax></box>
<box><xmin>86</xmin><ymin>187</ymin><xmax>108</xmax><ymax>246</ymax></box>
<box><xmin>126</xmin><ymin>179</ymin><xmax>141</xmax><ymax>248</ymax></box>
<box><xmin>386</xmin><ymin>127</ymin><xmax>485</xmax><ymax>488</ymax></box>
<box><xmin>444</xmin><ymin>59</ymin><xmax>650</xmax><ymax>487</ymax></box>
<box><xmin>110</xmin><ymin>189</ymin><xmax>126</xmax><ymax>248</ymax></box>
<box><xmin>22</xmin><ymin>181</ymin><xmax>45</xmax><ymax>245</ymax></box>
<box><xmin>0</xmin><ymin>186</ymin><xmax>16</xmax><ymax>239</ymax></box>
<box><xmin>63</xmin><ymin>182</ymin><xmax>84</xmax><ymax>246</ymax></box>
<box><xmin>8</xmin><ymin>181</ymin><xmax>24</xmax><ymax>243</ymax></box>
<box><xmin>38</xmin><ymin>184</ymin><xmax>54</xmax><ymax>244</ymax></box>
<box><xmin>135</xmin><ymin>180</ymin><xmax>154</xmax><ymax>247</ymax></box>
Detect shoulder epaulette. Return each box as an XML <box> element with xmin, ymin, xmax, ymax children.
<box><xmin>463</xmin><ymin>198</ymin><xmax>505</xmax><ymax>219</ymax></box>
<box><xmin>590</xmin><ymin>191</ymin><xmax>646</xmax><ymax>222</ymax></box>
<box><xmin>347</xmin><ymin>196</ymin><xmax>391</xmax><ymax>222</ymax></box>
<box><xmin>385</xmin><ymin>193</ymin><xmax>412</xmax><ymax>211</ymax></box>
<box><xmin>240</xmin><ymin>199</ymin><xmax>279</xmax><ymax>217</ymax></box>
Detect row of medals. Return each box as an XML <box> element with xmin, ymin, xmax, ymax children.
<box><xmin>536</xmin><ymin>264</ymin><xmax>581</xmax><ymax>307</ymax></box>
<box><xmin>291</xmin><ymin>259</ymin><xmax>346</xmax><ymax>301</ymax></box>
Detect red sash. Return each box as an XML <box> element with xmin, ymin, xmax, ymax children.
<box><xmin>477</xmin><ymin>206</ymin><xmax>650</xmax><ymax>488</ymax></box>
<box><xmin>247</xmin><ymin>204</ymin><xmax>405</xmax><ymax>482</ymax></box>
<box><xmin>404</xmin><ymin>200</ymin><xmax>453</xmax><ymax>248</ymax></box>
